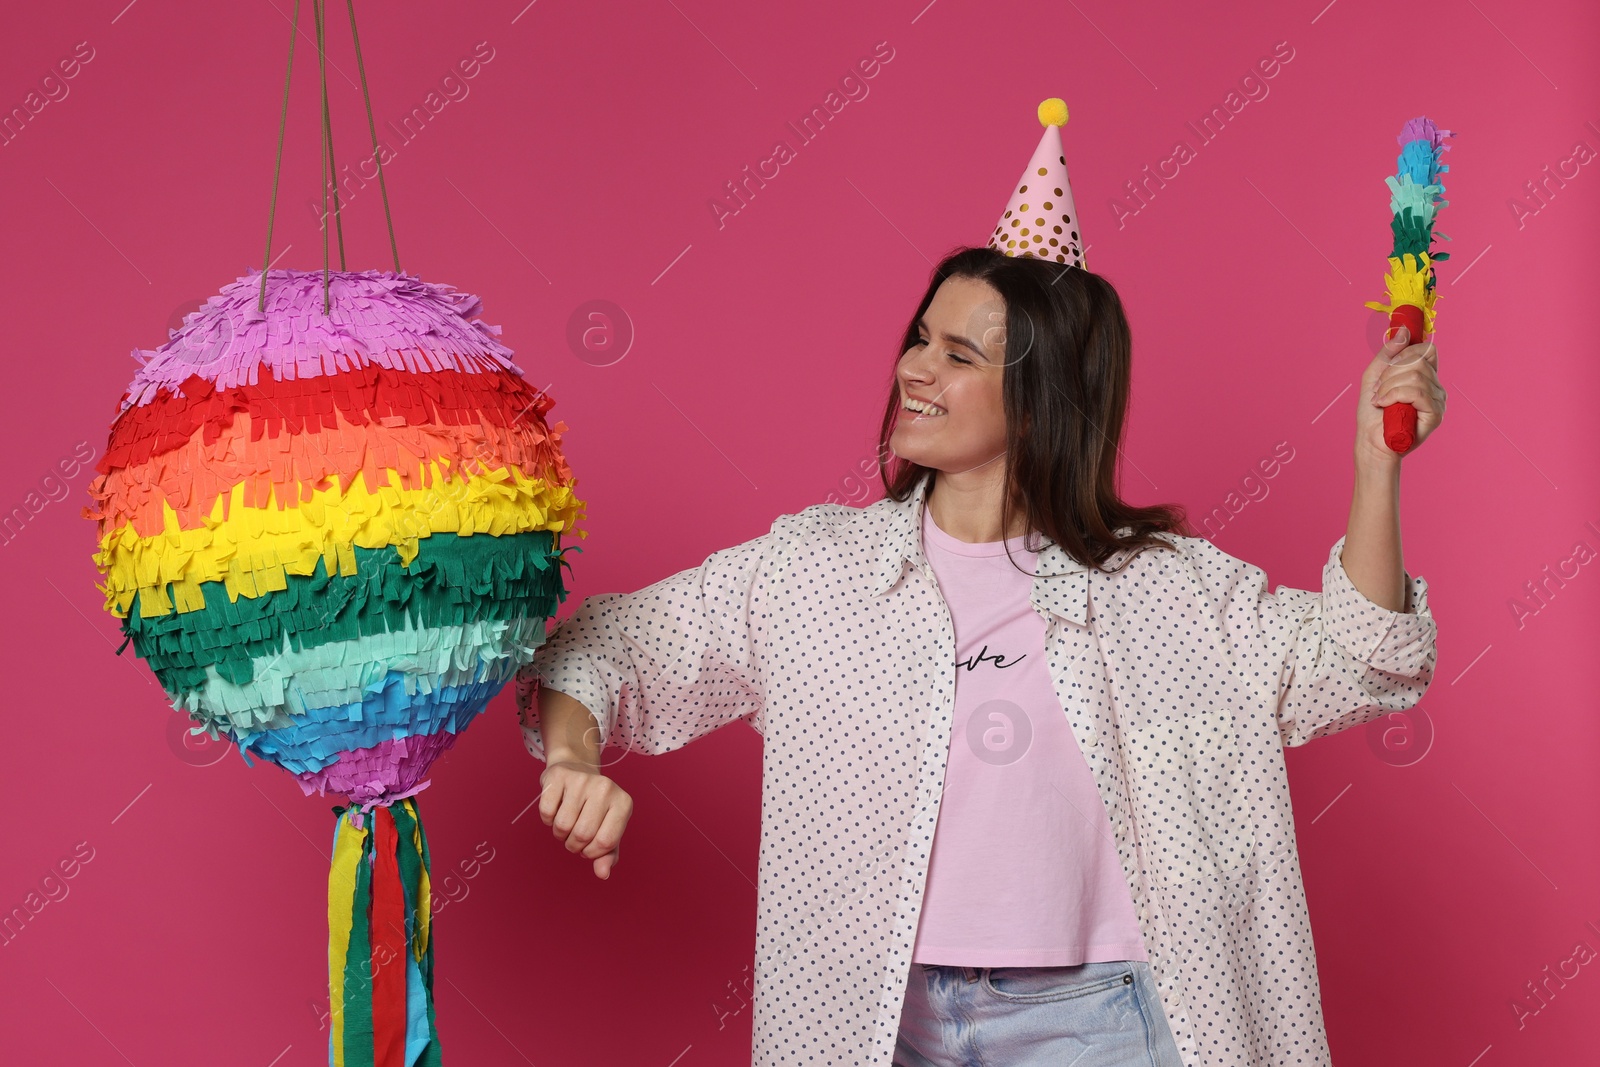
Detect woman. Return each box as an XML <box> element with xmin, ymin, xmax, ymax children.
<box><xmin>515</xmin><ymin>246</ymin><xmax>1442</xmax><ymax>1066</ymax></box>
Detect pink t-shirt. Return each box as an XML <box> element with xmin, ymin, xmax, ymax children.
<box><xmin>910</xmin><ymin>504</ymin><xmax>1149</xmax><ymax>966</ymax></box>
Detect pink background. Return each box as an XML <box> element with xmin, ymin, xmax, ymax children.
<box><xmin>2</xmin><ymin>0</ymin><xmax>1596</xmax><ymax>1063</ymax></box>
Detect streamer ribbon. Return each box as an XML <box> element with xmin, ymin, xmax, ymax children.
<box><xmin>329</xmin><ymin>800</ymin><xmax>440</xmax><ymax>1067</ymax></box>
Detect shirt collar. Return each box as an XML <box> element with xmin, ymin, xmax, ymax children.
<box><xmin>868</xmin><ymin>470</ymin><xmax>1112</xmax><ymax>626</ymax></box>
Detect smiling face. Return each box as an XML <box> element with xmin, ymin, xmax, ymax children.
<box><xmin>888</xmin><ymin>275</ymin><xmax>1010</xmax><ymax>476</ymax></box>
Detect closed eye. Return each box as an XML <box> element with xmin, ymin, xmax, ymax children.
<box><xmin>913</xmin><ymin>334</ymin><xmax>971</xmax><ymax>365</ymax></box>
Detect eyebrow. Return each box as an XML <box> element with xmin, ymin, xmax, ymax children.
<box><xmin>915</xmin><ymin>317</ymin><xmax>990</xmax><ymax>362</ymax></box>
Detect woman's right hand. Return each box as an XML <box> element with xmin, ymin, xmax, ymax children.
<box><xmin>538</xmin><ymin>759</ymin><xmax>633</xmax><ymax>879</ymax></box>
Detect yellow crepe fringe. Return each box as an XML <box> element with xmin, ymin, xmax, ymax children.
<box><xmin>1362</xmin><ymin>251</ymin><xmax>1438</xmax><ymax>337</ymax></box>
<box><xmin>93</xmin><ymin>459</ymin><xmax>585</xmax><ymax>619</ymax></box>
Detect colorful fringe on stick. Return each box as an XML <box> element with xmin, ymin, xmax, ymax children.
<box><xmin>1363</xmin><ymin>115</ymin><xmax>1456</xmax><ymax>453</ymax></box>
<box><xmin>85</xmin><ymin>269</ymin><xmax>584</xmax><ymax>1065</ymax></box>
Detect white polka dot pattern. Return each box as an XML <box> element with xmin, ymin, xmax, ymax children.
<box><xmin>518</xmin><ymin>470</ymin><xmax>1438</xmax><ymax>1066</ymax></box>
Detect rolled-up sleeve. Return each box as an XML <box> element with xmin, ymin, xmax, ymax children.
<box><xmin>514</xmin><ymin>515</ymin><xmax>794</xmax><ymax>762</ymax></box>
<box><xmin>1273</xmin><ymin>533</ymin><xmax>1437</xmax><ymax>746</ymax></box>
<box><xmin>1186</xmin><ymin>533</ymin><xmax>1438</xmax><ymax>748</ymax></box>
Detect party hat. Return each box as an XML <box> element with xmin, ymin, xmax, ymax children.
<box><xmin>987</xmin><ymin>98</ymin><xmax>1085</xmax><ymax>268</ymax></box>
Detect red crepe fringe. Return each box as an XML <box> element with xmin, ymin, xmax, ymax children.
<box><xmin>98</xmin><ymin>361</ymin><xmax>558</xmax><ymax>476</ymax></box>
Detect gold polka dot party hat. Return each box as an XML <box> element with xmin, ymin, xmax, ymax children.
<box><xmin>987</xmin><ymin>98</ymin><xmax>1085</xmax><ymax>268</ymax></box>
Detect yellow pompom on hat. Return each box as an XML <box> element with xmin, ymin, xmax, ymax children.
<box><xmin>987</xmin><ymin>98</ymin><xmax>1085</xmax><ymax>269</ymax></box>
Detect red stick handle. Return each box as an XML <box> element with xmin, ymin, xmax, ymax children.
<box><xmin>1383</xmin><ymin>304</ymin><xmax>1426</xmax><ymax>453</ymax></box>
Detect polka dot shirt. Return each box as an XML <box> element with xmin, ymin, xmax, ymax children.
<box><xmin>517</xmin><ymin>470</ymin><xmax>1438</xmax><ymax>1066</ymax></box>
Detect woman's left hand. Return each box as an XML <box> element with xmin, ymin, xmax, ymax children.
<box><xmin>1357</xmin><ymin>324</ymin><xmax>1445</xmax><ymax>469</ymax></box>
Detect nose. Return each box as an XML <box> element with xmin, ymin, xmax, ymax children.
<box><xmin>898</xmin><ymin>345</ymin><xmax>935</xmax><ymax>387</ymax></box>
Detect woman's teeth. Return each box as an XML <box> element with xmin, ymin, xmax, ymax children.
<box><xmin>904</xmin><ymin>397</ymin><xmax>946</xmax><ymax>416</ymax></box>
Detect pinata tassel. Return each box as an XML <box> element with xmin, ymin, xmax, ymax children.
<box><xmin>330</xmin><ymin>808</ymin><xmax>375</xmax><ymax>1067</ymax></box>
<box><xmin>371</xmin><ymin>807</ymin><xmax>408</xmax><ymax>1066</ymax></box>
<box><xmin>329</xmin><ymin>802</ymin><xmax>441</xmax><ymax>1067</ymax></box>
<box><xmin>1384</xmin><ymin>304</ymin><xmax>1426</xmax><ymax>453</ymax></box>
<box><xmin>393</xmin><ymin>798</ymin><xmax>442</xmax><ymax>1067</ymax></box>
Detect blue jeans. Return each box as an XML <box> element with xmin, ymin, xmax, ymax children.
<box><xmin>893</xmin><ymin>960</ymin><xmax>1185</xmax><ymax>1067</ymax></box>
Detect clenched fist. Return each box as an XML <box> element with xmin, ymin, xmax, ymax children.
<box><xmin>539</xmin><ymin>759</ymin><xmax>633</xmax><ymax>879</ymax></box>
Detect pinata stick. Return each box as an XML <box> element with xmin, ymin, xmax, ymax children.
<box><xmin>1364</xmin><ymin>117</ymin><xmax>1455</xmax><ymax>453</ymax></box>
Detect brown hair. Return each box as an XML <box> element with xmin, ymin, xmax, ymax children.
<box><xmin>876</xmin><ymin>245</ymin><xmax>1195</xmax><ymax>576</ymax></box>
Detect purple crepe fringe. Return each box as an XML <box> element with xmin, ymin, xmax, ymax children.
<box><xmin>120</xmin><ymin>268</ymin><xmax>522</xmax><ymax>412</ymax></box>
<box><xmin>1398</xmin><ymin>116</ymin><xmax>1455</xmax><ymax>152</ymax></box>
<box><xmin>292</xmin><ymin>730</ymin><xmax>462</xmax><ymax>807</ymax></box>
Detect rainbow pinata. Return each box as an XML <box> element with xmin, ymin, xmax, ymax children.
<box><xmin>83</xmin><ymin>267</ymin><xmax>584</xmax><ymax>1063</ymax></box>
<box><xmin>86</xmin><ymin>267</ymin><xmax>582</xmax><ymax>800</ymax></box>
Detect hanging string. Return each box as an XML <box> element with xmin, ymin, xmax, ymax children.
<box><xmin>258</xmin><ymin>0</ymin><xmax>399</xmax><ymax>315</ymax></box>
<box><xmin>315</xmin><ymin>0</ymin><xmax>347</xmax><ymax>276</ymax></box>
<box><xmin>258</xmin><ymin>0</ymin><xmax>302</xmax><ymax>313</ymax></box>
<box><xmin>314</xmin><ymin>0</ymin><xmax>336</xmax><ymax>313</ymax></box>
<box><xmin>314</xmin><ymin>0</ymin><xmax>327</xmax><ymax>311</ymax></box>
<box><xmin>347</xmin><ymin>0</ymin><xmax>401</xmax><ymax>273</ymax></box>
